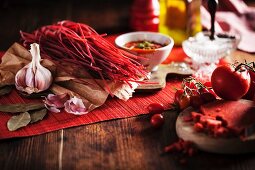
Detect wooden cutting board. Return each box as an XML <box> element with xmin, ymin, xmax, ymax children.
<box><xmin>137</xmin><ymin>50</ymin><xmax>254</xmax><ymax>91</ymax></box>
<box><xmin>228</xmin><ymin>50</ymin><xmax>255</xmax><ymax>63</ymax></box>
<box><xmin>137</xmin><ymin>62</ymin><xmax>194</xmax><ymax>90</ymax></box>
<box><xmin>176</xmin><ymin>107</ymin><xmax>255</xmax><ymax>154</ymax></box>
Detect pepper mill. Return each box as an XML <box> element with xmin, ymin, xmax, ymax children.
<box><xmin>130</xmin><ymin>0</ymin><xmax>159</xmax><ymax>32</ymax></box>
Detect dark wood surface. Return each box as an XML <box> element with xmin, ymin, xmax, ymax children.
<box><xmin>1</xmin><ymin>109</ymin><xmax>255</xmax><ymax>170</ymax></box>
<box><xmin>1</xmin><ymin>1</ymin><xmax>255</xmax><ymax>170</ymax></box>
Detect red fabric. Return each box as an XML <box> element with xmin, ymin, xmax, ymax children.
<box><xmin>0</xmin><ymin>35</ymin><xmax>184</xmax><ymax>140</ymax></box>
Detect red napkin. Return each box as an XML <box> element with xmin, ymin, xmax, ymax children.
<box><xmin>0</xmin><ymin>36</ymin><xmax>183</xmax><ymax>140</ymax></box>
<box><xmin>201</xmin><ymin>0</ymin><xmax>255</xmax><ymax>53</ymax></box>
<box><xmin>0</xmin><ymin>81</ymin><xmax>180</xmax><ymax>140</ymax></box>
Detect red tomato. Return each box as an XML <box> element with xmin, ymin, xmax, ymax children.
<box><xmin>174</xmin><ymin>89</ymin><xmax>190</xmax><ymax>110</ymax></box>
<box><xmin>203</xmin><ymin>81</ymin><xmax>212</xmax><ymax>88</ymax></box>
<box><xmin>211</xmin><ymin>65</ymin><xmax>250</xmax><ymax>100</ymax></box>
<box><xmin>178</xmin><ymin>95</ymin><xmax>191</xmax><ymax>110</ymax></box>
<box><xmin>184</xmin><ymin>81</ymin><xmax>197</xmax><ymax>90</ymax></box>
<box><xmin>174</xmin><ymin>89</ymin><xmax>184</xmax><ymax>104</ymax></box>
<box><xmin>199</xmin><ymin>87</ymin><xmax>217</xmax><ymax>98</ymax></box>
<box><xmin>150</xmin><ymin>114</ymin><xmax>164</xmax><ymax>128</ymax></box>
<box><xmin>147</xmin><ymin>103</ymin><xmax>164</xmax><ymax>114</ymax></box>
<box><xmin>243</xmin><ymin>70</ymin><xmax>255</xmax><ymax>100</ymax></box>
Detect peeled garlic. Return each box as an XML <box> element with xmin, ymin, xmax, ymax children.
<box><xmin>15</xmin><ymin>43</ymin><xmax>53</xmax><ymax>94</ymax></box>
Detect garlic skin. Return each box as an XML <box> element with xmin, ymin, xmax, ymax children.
<box><xmin>15</xmin><ymin>43</ymin><xmax>53</xmax><ymax>94</ymax></box>
<box><xmin>64</xmin><ymin>96</ymin><xmax>88</xmax><ymax>115</ymax></box>
<box><xmin>44</xmin><ymin>93</ymin><xmax>69</xmax><ymax>113</ymax></box>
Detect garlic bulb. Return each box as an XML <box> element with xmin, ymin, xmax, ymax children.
<box><xmin>15</xmin><ymin>43</ymin><xmax>53</xmax><ymax>94</ymax></box>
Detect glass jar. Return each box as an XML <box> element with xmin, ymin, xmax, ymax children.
<box><xmin>159</xmin><ymin>0</ymin><xmax>202</xmax><ymax>45</ymax></box>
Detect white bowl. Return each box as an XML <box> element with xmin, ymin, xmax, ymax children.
<box><xmin>115</xmin><ymin>31</ymin><xmax>174</xmax><ymax>71</ymax></box>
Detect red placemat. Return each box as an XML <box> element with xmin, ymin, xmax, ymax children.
<box><xmin>0</xmin><ymin>36</ymin><xmax>185</xmax><ymax>140</ymax></box>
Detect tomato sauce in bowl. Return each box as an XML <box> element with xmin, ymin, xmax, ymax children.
<box><xmin>115</xmin><ymin>31</ymin><xmax>174</xmax><ymax>71</ymax></box>
<box><xmin>125</xmin><ymin>40</ymin><xmax>166</xmax><ymax>50</ymax></box>
<box><xmin>124</xmin><ymin>41</ymin><xmax>167</xmax><ymax>53</ymax></box>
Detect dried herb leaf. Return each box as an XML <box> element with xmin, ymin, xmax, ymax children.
<box><xmin>30</xmin><ymin>108</ymin><xmax>47</xmax><ymax>124</ymax></box>
<box><xmin>0</xmin><ymin>85</ymin><xmax>13</xmax><ymax>96</ymax></box>
<box><xmin>0</xmin><ymin>103</ymin><xmax>45</xmax><ymax>113</ymax></box>
<box><xmin>18</xmin><ymin>90</ymin><xmax>50</xmax><ymax>99</ymax></box>
<box><xmin>7</xmin><ymin>112</ymin><xmax>31</xmax><ymax>131</ymax></box>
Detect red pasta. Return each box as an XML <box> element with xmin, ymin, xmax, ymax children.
<box><xmin>20</xmin><ymin>20</ymin><xmax>148</xmax><ymax>86</ymax></box>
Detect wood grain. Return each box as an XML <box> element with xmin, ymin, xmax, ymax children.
<box><xmin>1</xmin><ymin>110</ymin><xmax>255</xmax><ymax>170</ymax></box>
<box><xmin>228</xmin><ymin>50</ymin><xmax>255</xmax><ymax>63</ymax></box>
<box><xmin>137</xmin><ymin>62</ymin><xmax>194</xmax><ymax>90</ymax></box>
<box><xmin>0</xmin><ymin>0</ymin><xmax>255</xmax><ymax>169</ymax></box>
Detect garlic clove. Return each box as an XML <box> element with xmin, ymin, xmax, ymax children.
<box><xmin>44</xmin><ymin>93</ymin><xmax>69</xmax><ymax>109</ymax></box>
<box><xmin>15</xmin><ymin>66</ymin><xmax>29</xmax><ymax>91</ymax></box>
<box><xmin>44</xmin><ymin>93</ymin><xmax>69</xmax><ymax>113</ymax></box>
<box><xmin>15</xmin><ymin>43</ymin><xmax>53</xmax><ymax>94</ymax></box>
<box><xmin>34</xmin><ymin>65</ymin><xmax>53</xmax><ymax>91</ymax></box>
<box><xmin>64</xmin><ymin>96</ymin><xmax>88</xmax><ymax>115</ymax></box>
<box><xmin>25</xmin><ymin>63</ymin><xmax>35</xmax><ymax>89</ymax></box>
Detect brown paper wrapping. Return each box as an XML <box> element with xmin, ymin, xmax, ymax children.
<box><xmin>0</xmin><ymin>43</ymin><xmax>127</xmax><ymax>112</ymax></box>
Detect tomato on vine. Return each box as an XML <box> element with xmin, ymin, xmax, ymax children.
<box><xmin>174</xmin><ymin>89</ymin><xmax>190</xmax><ymax>110</ymax></box>
<box><xmin>242</xmin><ymin>62</ymin><xmax>255</xmax><ymax>100</ymax></box>
<box><xmin>174</xmin><ymin>77</ymin><xmax>217</xmax><ymax>110</ymax></box>
<box><xmin>211</xmin><ymin>63</ymin><xmax>251</xmax><ymax>100</ymax></box>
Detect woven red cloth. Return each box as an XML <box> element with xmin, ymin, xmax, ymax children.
<box><xmin>0</xmin><ymin>36</ymin><xmax>186</xmax><ymax>140</ymax></box>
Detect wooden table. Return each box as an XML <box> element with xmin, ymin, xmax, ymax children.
<box><xmin>0</xmin><ymin>51</ymin><xmax>255</xmax><ymax>170</ymax></box>
<box><xmin>1</xmin><ymin>111</ymin><xmax>255</xmax><ymax>170</ymax></box>
<box><xmin>1</xmin><ymin>1</ymin><xmax>255</xmax><ymax>169</ymax></box>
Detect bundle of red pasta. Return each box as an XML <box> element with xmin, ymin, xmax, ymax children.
<box><xmin>0</xmin><ymin>21</ymin><xmax>150</xmax><ymax>131</ymax></box>
<box><xmin>20</xmin><ymin>20</ymin><xmax>148</xmax><ymax>87</ymax></box>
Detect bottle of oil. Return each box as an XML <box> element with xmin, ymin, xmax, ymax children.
<box><xmin>159</xmin><ymin>0</ymin><xmax>202</xmax><ymax>46</ymax></box>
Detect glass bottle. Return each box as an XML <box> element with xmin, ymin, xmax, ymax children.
<box><xmin>159</xmin><ymin>0</ymin><xmax>202</xmax><ymax>45</ymax></box>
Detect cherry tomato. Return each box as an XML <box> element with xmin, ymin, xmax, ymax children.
<box><xmin>147</xmin><ymin>103</ymin><xmax>164</xmax><ymax>114</ymax></box>
<box><xmin>184</xmin><ymin>80</ymin><xmax>199</xmax><ymax>96</ymax></box>
<box><xmin>211</xmin><ymin>64</ymin><xmax>250</xmax><ymax>100</ymax></box>
<box><xmin>243</xmin><ymin>70</ymin><xmax>255</xmax><ymax>100</ymax></box>
<box><xmin>150</xmin><ymin>114</ymin><xmax>164</xmax><ymax>128</ymax></box>
<box><xmin>174</xmin><ymin>89</ymin><xmax>184</xmax><ymax>104</ymax></box>
<box><xmin>199</xmin><ymin>87</ymin><xmax>217</xmax><ymax>98</ymax></box>
<box><xmin>203</xmin><ymin>81</ymin><xmax>212</xmax><ymax>88</ymax></box>
<box><xmin>174</xmin><ymin>89</ymin><xmax>190</xmax><ymax>110</ymax></box>
<box><xmin>184</xmin><ymin>81</ymin><xmax>197</xmax><ymax>90</ymax></box>
<box><xmin>178</xmin><ymin>95</ymin><xmax>191</xmax><ymax>110</ymax></box>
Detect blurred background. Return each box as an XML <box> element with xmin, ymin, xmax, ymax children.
<box><xmin>0</xmin><ymin>0</ymin><xmax>254</xmax><ymax>50</ymax></box>
<box><xmin>0</xmin><ymin>0</ymin><xmax>133</xmax><ymax>50</ymax></box>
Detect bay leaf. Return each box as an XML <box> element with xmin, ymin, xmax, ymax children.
<box><xmin>0</xmin><ymin>103</ymin><xmax>45</xmax><ymax>113</ymax></box>
<box><xmin>0</xmin><ymin>85</ymin><xmax>13</xmax><ymax>96</ymax></box>
<box><xmin>7</xmin><ymin>112</ymin><xmax>31</xmax><ymax>131</ymax></box>
<box><xmin>30</xmin><ymin>108</ymin><xmax>47</xmax><ymax>124</ymax></box>
<box><xmin>18</xmin><ymin>90</ymin><xmax>50</xmax><ymax>99</ymax></box>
